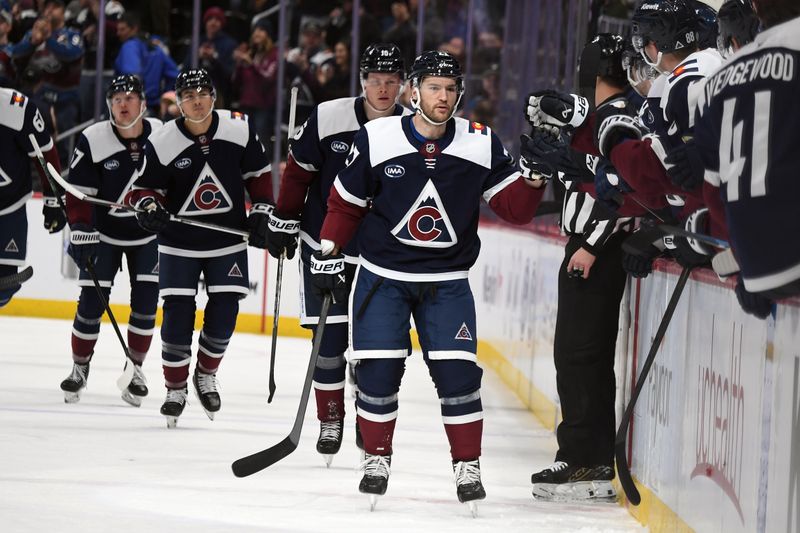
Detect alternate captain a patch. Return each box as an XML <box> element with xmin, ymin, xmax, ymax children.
<box><xmin>178</xmin><ymin>162</ymin><xmax>234</xmax><ymax>215</ymax></box>
<box><xmin>391</xmin><ymin>180</ymin><xmax>457</xmax><ymax>248</ymax></box>
<box><xmin>468</xmin><ymin>121</ymin><xmax>488</xmax><ymax>135</ymax></box>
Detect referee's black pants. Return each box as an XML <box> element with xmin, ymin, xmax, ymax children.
<box><xmin>553</xmin><ymin>232</ymin><xmax>628</xmax><ymax>468</ymax></box>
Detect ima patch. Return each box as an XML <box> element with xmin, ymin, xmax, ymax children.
<box><xmin>468</xmin><ymin>121</ymin><xmax>488</xmax><ymax>135</ymax></box>
<box><xmin>108</xmin><ymin>171</ymin><xmax>139</xmax><ymax>218</ymax></box>
<box><xmin>454</xmin><ymin>322</ymin><xmax>473</xmax><ymax>341</ymax></box>
<box><xmin>4</xmin><ymin>238</ymin><xmax>19</xmax><ymax>253</ymax></box>
<box><xmin>228</xmin><ymin>262</ymin><xmax>243</xmax><ymax>278</ymax></box>
<box><xmin>178</xmin><ymin>162</ymin><xmax>233</xmax><ymax>215</ymax></box>
<box><xmin>391</xmin><ymin>179</ymin><xmax>457</xmax><ymax>248</ymax></box>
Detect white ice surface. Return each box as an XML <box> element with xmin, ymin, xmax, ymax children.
<box><xmin>0</xmin><ymin>317</ymin><xmax>645</xmax><ymax>532</ymax></box>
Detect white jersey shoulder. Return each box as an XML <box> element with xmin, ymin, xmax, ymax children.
<box><xmin>82</xmin><ymin>121</ymin><xmax>125</xmax><ymax>162</ymax></box>
<box><xmin>147</xmin><ymin>119</ymin><xmax>192</xmax><ymax>166</ymax></box>
<box><xmin>661</xmin><ymin>49</ymin><xmax>722</xmax><ymax>121</ymax></box>
<box><xmin>316</xmin><ymin>97</ymin><xmax>360</xmax><ymax>140</ymax></box>
<box><xmin>213</xmin><ymin>109</ymin><xmax>250</xmax><ymax>148</ymax></box>
<box><xmin>0</xmin><ymin>88</ymin><xmax>29</xmax><ymax>132</ymax></box>
<box><xmin>442</xmin><ymin>117</ymin><xmax>492</xmax><ymax>169</ymax></box>
<box><xmin>144</xmin><ymin>117</ymin><xmax>163</xmax><ymax>131</ymax></box>
<box><xmin>364</xmin><ymin>115</ymin><xmax>416</xmax><ymax>167</ymax></box>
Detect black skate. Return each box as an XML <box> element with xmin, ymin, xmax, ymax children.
<box><xmin>60</xmin><ymin>362</ymin><xmax>89</xmax><ymax>403</ymax></box>
<box><xmin>530</xmin><ymin>461</ymin><xmax>617</xmax><ymax>502</ymax></box>
<box><xmin>316</xmin><ymin>419</ymin><xmax>343</xmax><ymax>467</ymax></box>
<box><xmin>120</xmin><ymin>364</ymin><xmax>148</xmax><ymax>407</ymax></box>
<box><xmin>192</xmin><ymin>368</ymin><xmax>220</xmax><ymax>420</ymax></box>
<box><xmin>453</xmin><ymin>459</ymin><xmax>486</xmax><ymax>517</ymax></box>
<box><xmin>160</xmin><ymin>387</ymin><xmax>188</xmax><ymax>428</ymax></box>
<box><xmin>358</xmin><ymin>453</ymin><xmax>391</xmax><ymax>511</ymax></box>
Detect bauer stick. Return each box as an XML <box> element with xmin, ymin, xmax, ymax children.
<box><xmin>29</xmin><ymin>133</ymin><xmax>137</xmax><ymax>390</ymax></box>
<box><xmin>615</xmin><ymin>265</ymin><xmax>691</xmax><ymax>504</ymax></box>
<box><xmin>267</xmin><ymin>86</ymin><xmax>299</xmax><ymax>403</ymax></box>
<box><xmin>233</xmin><ymin>293</ymin><xmax>331</xmax><ymax>476</ymax></box>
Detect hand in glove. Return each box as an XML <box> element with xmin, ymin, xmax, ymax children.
<box><xmin>735</xmin><ymin>276</ymin><xmax>773</xmax><ymax>320</ymax></box>
<box><xmin>519</xmin><ymin>129</ymin><xmax>583</xmax><ymax>182</ymax></box>
<box><xmin>67</xmin><ymin>223</ymin><xmax>99</xmax><ymax>268</ymax></box>
<box><xmin>594</xmin><ymin>98</ymin><xmax>642</xmax><ymax>157</ymax></box>
<box><xmin>310</xmin><ymin>250</ymin><xmax>351</xmax><ymax>304</ymax></box>
<box><xmin>593</xmin><ymin>160</ymin><xmax>632</xmax><ymax>211</ymax></box>
<box><xmin>42</xmin><ymin>195</ymin><xmax>67</xmax><ymax>233</ymax></box>
<box><xmin>246</xmin><ymin>203</ymin><xmax>273</xmax><ymax>249</ymax></box>
<box><xmin>525</xmin><ymin>90</ymin><xmax>590</xmax><ymax>135</ymax></box>
<box><xmin>670</xmin><ymin>208</ymin><xmax>713</xmax><ymax>268</ymax></box>
<box><xmin>134</xmin><ymin>196</ymin><xmax>169</xmax><ymax>233</ymax></box>
<box><xmin>265</xmin><ymin>210</ymin><xmax>300</xmax><ymax>259</ymax></box>
<box><xmin>664</xmin><ymin>140</ymin><xmax>704</xmax><ymax>191</ymax></box>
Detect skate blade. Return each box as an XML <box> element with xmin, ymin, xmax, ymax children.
<box><xmin>201</xmin><ymin>408</ymin><xmax>216</xmax><ymax>421</ymax></box>
<box><xmin>368</xmin><ymin>494</ymin><xmax>378</xmax><ymax>511</ymax></box>
<box><xmin>532</xmin><ymin>481</ymin><xmax>618</xmax><ymax>502</ymax></box>
<box><xmin>467</xmin><ymin>501</ymin><xmax>478</xmax><ymax>518</ymax></box>
<box><xmin>165</xmin><ymin>416</ymin><xmax>179</xmax><ymax>429</ymax></box>
<box><xmin>120</xmin><ymin>390</ymin><xmax>143</xmax><ymax>408</ymax></box>
<box><xmin>322</xmin><ymin>454</ymin><xmax>334</xmax><ymax>468</ymax></box>
<box><xmin>63</xmin><ymin>390</ymin><xmax>83</xmax><ymax>403</ymax></box>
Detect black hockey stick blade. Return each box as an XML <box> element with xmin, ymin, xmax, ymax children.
<box><xmin>0</xmin><ymin>265</ymin><xmax>33</xmax><ymax>290</ymax></box>
<box><xmin>614</xmin><ymin>266</ymin><xmax>691</xmax><ymax>505</ymax></box>
<box><xmin>232</xmin><ymin>294</ymin><xmax>332</xmax><ymax>477</ymax></box>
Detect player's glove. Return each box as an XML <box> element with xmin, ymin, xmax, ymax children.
<box><xmin>664</xmin><ymin>139</ymin><xmax>704</xmax><ymax>191</ymax></box>
<box><xmin>42</xmin><ymin>195</ymin><xmax>66</xmax><ymax>233</ymax></box>
<box><xmin>735</xmin><ymin>276</ymin><xmax>773</xmax><ymax>320</ymax></box>
<box><xmin>310</xmin><ymin>250</ymin><xmax>350</xmax><ymax>304</ymax></box>
<box><xmin>265</xmin><ymin>210</ymin><xmax>300</xmax><ymax>260</ymax></box>
<box><xmin>518</xmin><ymin>130</ymin><xmax>584</xmax><ymax>182</ymax></box>
<box><xmin>593</xmin><ymin>160</ymin><xmax>631</xmax><ymax>211</ymax></box>
<box><xmin>594</xmin><ymin>98</ymin><xmax>642</xmax><ymax>157</ymax></box>
<box><xmin>134</xmin><ymin>197</ymin><xmax>169</xmax><ymax>233</ymax></box>
<box><xmin>67</xmin><ymin>223</ymin><xmax>100</xmax><ymax>268</ymax></box>
<box><xmin>525</xmin><ymin>90</ymin><xmax>590</xmax><ymax>135</ymax></box>
<box><xmin>621</xmin><ymin>226</ymin><xmax>664</xmax><ymax>278</ymax></box>
<box><xmin>246</xmin><ymin>203</ymin><xmax>273</xmax><ymax>249</ymax></box>
<box><xmin>670</xmin><ymin>208</ymin><xmax>713</xmax><ymax>269</ymax></box>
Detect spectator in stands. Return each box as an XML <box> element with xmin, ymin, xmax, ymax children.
<box><xmin>462</xmin><ymin>65</ymin><xmax>499</xmax><ymax>126</ymax></box>
<box><xmin>316</xmin><ymin>38</ymin><xmax>352</xmax><ymax>101</ymax></box>
<box><xmin>324</xmin><ymin>1</ymin><xmax>381</xmax><ymax>56</ymax></box>
<box><xmin>383</xmin><ymin>0</ymin><xmax>416</xmax><ymax>69</ymax></box>
<box><xmin>115</xmin><ymin>12</ymin><xmax>178</xmax><ymax>116</ymax></box>
<box><xmin>9</xmin><ymin>0</ymin><xmax>38</xmax><ymax>44</ymax></box>
<box><xmin>159</xmin><ymin>90</ymin><xmax>178</xmax><ymax>121</ymax></box>
<box><xmin>72</xmin><ymin>0</ymin><xmax>125</xmax><ymax>70</ymax></box>
<box><xmin>191</xmin><ymin>7</ymin><xmax>237</xmax><ymax>108</ymax></box>
<box><xmin>232</xmin><ymin>18</ymin><xmax>278</xmax><ymax>145</ymax></box>
<box><xmin>0</xmin><ymin>9</ymin><xmax>15</xmax><ymax>86</ymax></box>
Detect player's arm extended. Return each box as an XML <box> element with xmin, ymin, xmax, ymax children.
<box><xmin>276</xmin><ymin>153</ymin><xmax>317</xmax><ymax>217</ymax></box>
<box><xmin>319</xmin><ymin>180</ymin><xmax>368</xmax><ymax>253</ymax></box>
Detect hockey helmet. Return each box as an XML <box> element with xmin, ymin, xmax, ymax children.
<box><xmin>106</xmin><ymin>74</ymin><xmax>145</xmax><ymax>101</ymax></box>
<box><xmin>175</xmin><ymin>68</ymin><xmax>215</xmax><ymax>97</ymax></box>
<box><xmin>578</xmin><ymin>33</ymin><xmax>628</xmax><ymax>98</ymax></box>
<box><xmin>632</xmin><ymin>0</ymin><xmax>699</xmax><ymax>55</ymax></box>
<box><xmin>690</xmin><ymin>0</ymin><xmax>720</xmax><ymax>50</ymax></box>
<box><xmin>408</xmin><ymin>50</ymin><xmax>465</xmax><ymax>125</ymax></box>
<box><xmin>360</xmin><ymin>43</ymin><xmax>405</xmax><ymax>79</ymax></box>
<box><xmin>717</xmin><ymin>0</ymin><xmax>760</xmax><ymax>55</ymax></box>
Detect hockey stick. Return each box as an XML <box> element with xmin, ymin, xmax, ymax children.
<box><xmin>615</xmin><ymin>266</ymin><xmax>691</xmax><ymax>505</ymax></box>
<box><xmin>0</xmin><ymin>265</ymin><xmax>34</xmax><ymax>290</ymax></box>
<box><xmin>233</xmin><ymin>293</ymin><xmax>332</xmax><ymax>477</ymax></box>
<box><xmin>267</xmin><ymin>86</ymin><xmax>299</xmax><ymax>403</ymax></box>
<box><xmin>28</xmin><ymin>133</ymin><xmax>137</xmax><ymax>390</ymax></box>
<box><xmin>657</xmin><ymin>224</ymin><xmax>730</xmax><ymax>249</ymax></box>
<box><xmin>36</xmin><ymin>150</ymin><xmax>250</xmax><ymax>239</ymax></box>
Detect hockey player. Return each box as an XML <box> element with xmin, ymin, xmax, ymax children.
<box><xmin>266</xmin><ymin>43</ymin><xmax>410</xmax><ymax>466</ymax></box>
<box><xmin>128</xmin><ymin>68</ymin><xmax>274</xmax><ymax>427</ymax></box>
<box><xmin>314</xmin><ymin>50</ymin><xmax>546</xmax><ymax>512</ymax></box>
<box><xmin>58</xmin><ymin>75</ymin><xmax>161</xmax><ymax>406</ymax></box>
<box><xmin>691</xmin><ymin>0</ymin><xmax>800</xmax><ymax>316</ymax></box>
<box><xmin>0</xmin><ymin>86</ymin><xmax>65</xmax><ymax>307</ymax></box>
<box><xmin>716</xmin><ymin>0</ymin><xmax>760</xmax><ymax>58</ymax></box>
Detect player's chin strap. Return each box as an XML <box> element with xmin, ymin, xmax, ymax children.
<box><xmin>178</xmin><ymin>95</ymin><xmax>217</xmax><ymax>124</ymax></box>
<box><xmin>107</xmin><ymin>100</ymin><xmax>147</xmax><ymax>130</ymax></box>
<box><xmin>641</xmin><ymin>49</ymin><xmax>669</xmax><ymax>75</ymax></box>
<box><xmin>409</xmin><ymin>82</ymin><xmax>463</xmax><ymax>127</ymax></box>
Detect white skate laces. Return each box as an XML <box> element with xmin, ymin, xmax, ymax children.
<box><xmin>319</xmin><ymin>421</ymin><xmax>342</xmax><ymax>442</ymax></box>
<box><xmin>131</xmin><ymin>365</ymin><xmax>147</xmax><ymax>386</ymax></box>
<box><xmin>359</xmin><ymin>454</ymin><xmax>391</xmax><ymax>479</ymax></box>
<box><xmin>195</xmin><ymin>371</ymin><xmax>219</xmax><ymax>394</ymax></box>
<box><xmin>543</xmin><ymin>461</ymin><xmax>568</xmax><ymax>472</ymax></box>
<box><xmin>454</xmin><ymin>459</ymin><xmax>481</xmax><ymax>486</ymax></box>
<box><xmin>165</xmin><ymin>388</ymin><xmax>187</xmax><ymax>403</ymax></box>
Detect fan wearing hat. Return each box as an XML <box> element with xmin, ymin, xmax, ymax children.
<box><xmin>186</xmin><ymin>6</ymin><xmax>237</xmax><ymax>108</ymax></box>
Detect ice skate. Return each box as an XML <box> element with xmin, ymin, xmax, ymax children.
<box><xmin>316</xmin><ymin>419</ymin><xmax>343</xmax><ymax>467</ymax></box>
<box><xmin>192</xmin><ymin>368</ymin><xmax>220</xmax><ymax>420</ymax></box>
<box><xmin>60</xmin><ymin>362</ymin><xmax>89</xmax><ymax>403</ymax></box>
<box><xmin>120</xmin><ymin>364</ymin><xmax>148</xmax><ymax>407</ymax></box>
<box><xmin>530</xmin><ymin>462</ymin><xmax>617</xmax><ymax>502</ymax></box>
<box><xmin>453</xmin><ymin>459</ymin><xmax>486</xmax><ymax>517</ymax></box>
<box><xmin>358</xmin><ymin>453</ymin><xmax>391</xmax><ymax>511</ymax></box>
<box><xmin>160</xmin><ymin>387</ymin><xmax>188</xmax><ymax>428</ymax></box>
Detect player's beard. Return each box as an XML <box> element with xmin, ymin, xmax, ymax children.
<box><xmin>420</xmin><ymin>98</ymin><xmax>454</xmax><ymax>123</ymax></box>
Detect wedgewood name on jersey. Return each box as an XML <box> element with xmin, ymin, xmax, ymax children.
<box><xmin>704</xmin><ymin>51</ymin><xmax>795</xmax><ymax>103</ymax></box>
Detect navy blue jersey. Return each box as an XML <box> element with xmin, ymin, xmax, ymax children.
<box><xmin>68</xmin><ymin>118</ymin><xmax>161</xmax><ymax>245</ymax></box>
<box><xmin>133</xmin><ymin>110</ymin><xmax>272</xmax><ymax>257</ymax></box>
<box><xmin>696</xmin><ymin>17</ymin><xmax>800</xmax><ymax>292</ymax></box>
<box><xmin>288</xmin><ymin>96</ymin><xmax>409</xmax><ymax>258</ymax></box>
<box><xmin>0</xmin><ymin>88</ymin><xmax>52</xmax><ymax>215</ymax></box>
<box><xmin>332</xmin><ymin>115</ymin><xmax>521</xmax><ymax>281</ymax></box>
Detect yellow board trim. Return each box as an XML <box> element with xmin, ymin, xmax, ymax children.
<box><xmin>2</xmin><ymin>297</ymin><xmax>692</xmax><ymax>532</ymax></box>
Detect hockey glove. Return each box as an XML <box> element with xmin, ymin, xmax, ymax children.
<box><xmin>67</xmin><ymin>223</ymin><xmax>100</xmax><ymax>268</ymax></box>
<box><xmin>246</xmin><ymin>203</ymin><xmax>274</xmax><ymax>249</ymax></box>
<box><xmin>594</xmin><ymin>98</ymin><xmax>643</xmax><ymax>157</ymax></box>
<box><xmin>519</xmin><ymin>130</ymin><xmax>583</xmax><ymax>182</ymax></box>
<box><xmin>735</xmin><ymin>276</ymin><xmax>773</xmax><ymax>320</ymax></box>
<box><xmin>310</xmin><ymin>250</ymin><xmax>350</xmax><ymax>304</ymax></box>
<box><xmin>265</xmin><ymin>210</ymin><xmax>300</xmax><ymax>260</ymax></box>
<box><xmin>593</xmin><ymin>160</ymin><xmax>632</xmax><ymax>211</ymax></box>
<box><xmin>525</xmin><ymin>90</ymin><xmax>590</xmax><ymax>134</ymax></box>
<box><xmin>134</xmin><ymin>197</ymin><xmax>170</xmax><ymax>233</ymax></box>
<box><xmin>670</xmin><ymin>208</ymin><xmax>713</xmax><ymax>269</ymax></box>
<box><xmin>621</xmin><ymin>226</ymin><xmax>664</xmax><ymax>278</ymax></box>
<box><xmin>664</xmin><ymin>139</ymin><xmax>704</xmax><ymax>191</ymax></box>
<box><xmin>42</xmin><ymin>195</ymin><xmax>66</xmax><ymax>233</ymax></box>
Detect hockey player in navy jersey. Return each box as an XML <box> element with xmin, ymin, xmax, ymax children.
<box><xmin>58</xmin><ymin>75</ymin><xmax>162</xmax><ymax>406</ymax></box>
<box><xmin>716</xmin><ymin>0</ymin><xmax>760</xmax><ymax>58</ymax></box>
<box><xmin>266</xmin><ymin>43</ymin><xmax>410</xmax><ymax>466</ymax></box>
<box><xmin>0</xmin><ymin>86</ymin><xmax>65</xmax><ymax>307</ymax></box>
<box><xmin>128</xmin><ymin>68</ymin><xmax>274</xmax><ymax>427</ymax></box>
<box><xmin>314</xmin><ymin>50</ymin><xmax>545</xmax><ymax>511</ymax></box>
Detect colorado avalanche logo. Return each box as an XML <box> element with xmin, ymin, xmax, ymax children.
<box><xmin>109</xmin><ymin>171</ymin><xmax>139</xmax><ymax>218</ymax></box>
<box><xmin>178</xmin><ymin>162</ymin><xmax>233</xmax><ymax>215</ymax></box>
<box><xmin>391</xmin><ymin>180</ymin><xmax>457</xmax><ymax>248</ymax></box>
